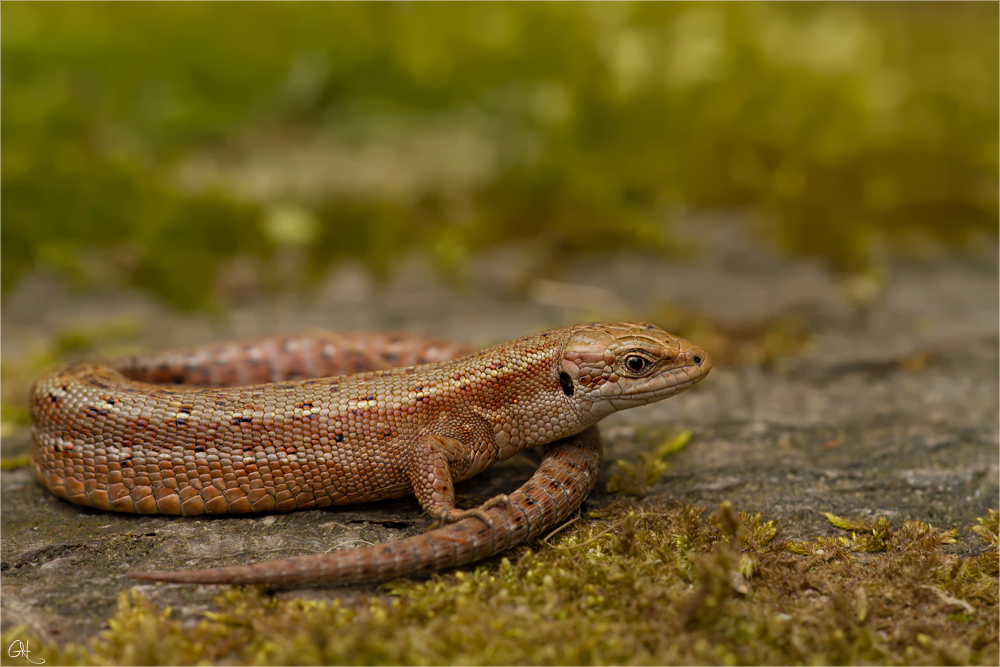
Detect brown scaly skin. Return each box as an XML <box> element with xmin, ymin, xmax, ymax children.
<box><xmin>30</xmin><ymin>323</ymin><xmax>711</xmax><ymax>586</ymax></box>
<box><xmin>130</xmin><ymin>429</ymin><xmax>604</xmax><ymax>586</ymax></box>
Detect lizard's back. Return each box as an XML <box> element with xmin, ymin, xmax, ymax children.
<box><xmin>30</xmin><ymin>329</ymin><xmax>571</xmax><ymax>515</ymax></box>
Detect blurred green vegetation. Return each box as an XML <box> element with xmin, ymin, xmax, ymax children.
<box><xmin>2</xmin><ymin>2</ymin><xmax>996</xmax><ymax>309</ymax></box>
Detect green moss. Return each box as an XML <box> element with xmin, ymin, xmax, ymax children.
<box><xmin>0</xmin><ymin>455</ymin><xmax>31</xmax><ymax>471</ymax></box>
<box><xmin>3</xmin><ymin>4</ymin><xmax>997</xmax><ymax>308</ymax></box>
<box><xmin>606</xmin><ymin>430</ymin><xmax>692</xmax><ymax>497</ymax></box>
<box><xmin>973</xmin><ymin>509</ymin><xmax>999</xmax><ymax>548</ymax></box>
<box><xmin>4</xmin><ymin>504</ymin><xmax>996</xmax><ymax>665</ymax></box>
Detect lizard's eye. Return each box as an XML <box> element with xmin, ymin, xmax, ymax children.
<box><xmin>625</xmin><ymin>355</ymin><xmax>649</xmax><ymax>374</ymax></box>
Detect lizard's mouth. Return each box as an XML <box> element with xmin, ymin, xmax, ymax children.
<box><xmin>615</xmin><ymin>357</ymin><xmax>712</xmax><ymax>405</ymax></box>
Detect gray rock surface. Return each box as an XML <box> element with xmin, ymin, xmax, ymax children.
<box><xmin>2</xmin><ymin>219</ymin><xmax>997</xmax><ymax>646</ymax></box>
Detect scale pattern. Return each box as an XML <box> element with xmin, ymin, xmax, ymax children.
<box><xmin>30</xmin><ymin>322</ymin><xmax>711</xmax><ymax>586</ymax></box>
<box><xmin>130</xmin><ymin>428</ymin><xmax>603</xmax><ymax>586</ymax></box>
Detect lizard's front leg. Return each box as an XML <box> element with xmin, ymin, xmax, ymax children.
<box><xmin>408</xmin><ymin>431</ymin><xmax>510</xmax><ymax>527</ymax></box>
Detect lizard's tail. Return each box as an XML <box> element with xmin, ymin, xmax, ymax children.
<box><xmin>130</xmin><ymin>429</ymin><xmax>602</xmax><ymax>587</ymax></box>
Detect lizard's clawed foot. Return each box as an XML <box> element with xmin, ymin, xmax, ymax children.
<box><xmin>480</xmin><ymin>493</ymin><xmax>511</xmax><ymax>511</ymax></box>
<box><xmin>434</xmin><ymin>494</ymin><xmax>511</xmax><ymax>528</ymax></box>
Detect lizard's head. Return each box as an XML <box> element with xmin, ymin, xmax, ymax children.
<box><xmin>560</xmin><ymin>322</ymin><xmax>712</xmax><ymax>419</ymax></box>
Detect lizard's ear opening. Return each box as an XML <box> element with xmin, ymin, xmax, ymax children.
<box><xmin>559</xmin><ymin>372</ymin><xmax>574</xmax><ymax>396</ymax></box>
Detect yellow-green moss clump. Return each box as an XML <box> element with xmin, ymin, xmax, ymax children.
<box><xmin>3</xmin><ymin>503</ymin><xmax>996</xmax><ymax>665</ymax></box>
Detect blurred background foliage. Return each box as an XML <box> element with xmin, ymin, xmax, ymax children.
<box><xmin>2</xmin><ymin>2</ymin><xmax>996</xmax><ymax>310</ymax></box>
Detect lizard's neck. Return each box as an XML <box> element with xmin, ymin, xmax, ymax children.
<box><xmin>470</xmin><ymin>331</ymin><xmax>593</xmax><ymax>461</ymax></box>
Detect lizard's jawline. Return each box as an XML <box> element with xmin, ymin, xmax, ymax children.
<box><xmin>627</xmin><ymin>371</ymin><xmax>706</xmax><ymax>402</ymax></box>
<box><xmin>582</xmin><ymin>366</ymin><xmax>707</xmax><ymax>417</ymax></box>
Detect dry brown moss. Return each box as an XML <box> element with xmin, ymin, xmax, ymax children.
<box><xmin>2</xmin><ymin>503</ymin><xmax>997</xmax><ymax>666</ymax></box>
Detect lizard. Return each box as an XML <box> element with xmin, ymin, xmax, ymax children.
<box><xmin>30</xmin><ymin>322</ymin><xmax>711</xmax><ymax>586</ymax></box>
